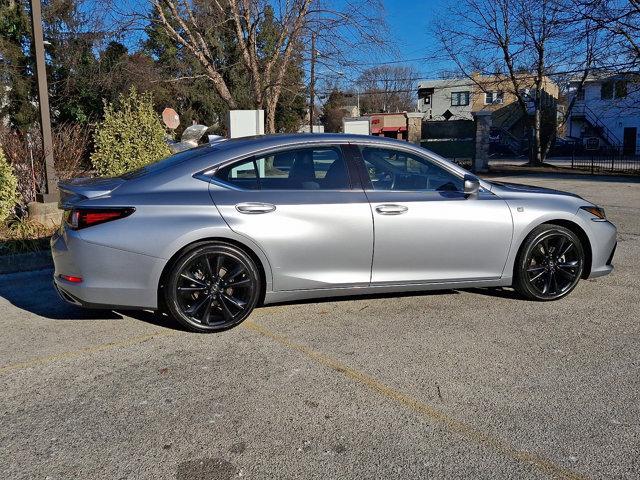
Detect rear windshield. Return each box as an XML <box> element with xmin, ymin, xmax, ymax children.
<box><xmin>120</xmin><ymin>144</ymin><xmax>216</xmax><ymax>179</ymax></box>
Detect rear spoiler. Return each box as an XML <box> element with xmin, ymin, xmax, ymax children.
<box><xmin>58</xmin><ymin>185</ymin><xmax>87</xmax><ymax>210</ymax></box>
<box><xmin>57</xmin><ymin>177</ymin><xmax>126</xmax><ymax>209</ymax></box>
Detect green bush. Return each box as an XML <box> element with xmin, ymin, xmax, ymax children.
<box><xmin>91</xmin><ymin>87</ymin><xmax>171</xmax><ymax>176</ymax></box>
<box><xmin>0</xmin><ymin>145</ymin><xmax>19</xmax><ymax>224</ymax></box>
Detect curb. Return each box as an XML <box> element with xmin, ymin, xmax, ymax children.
<box><xmin>0</xmin><ymin>250</ymin><xmax>53</xmax><ymax>275</ymax></box>
<box><xmin>487</xmin><ymin>165</ymin><xmax>640</xmax><ymax>178</ymax></box>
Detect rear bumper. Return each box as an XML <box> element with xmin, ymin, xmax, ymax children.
<box><xmin>51</xmin><ymin>227</ymin><xmax>165</xmax><ymax>309</ymax></box>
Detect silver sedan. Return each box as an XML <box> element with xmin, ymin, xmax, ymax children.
<box><xmin>51</xmin><ymin>134</ymin><xmax>617</xmax><ymax>332</ymax></box>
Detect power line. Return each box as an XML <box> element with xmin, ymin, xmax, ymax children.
<box><xmin>313</xmin><ymin>60</ymin><xmax>640</xmax><ymax>92</ymax></box>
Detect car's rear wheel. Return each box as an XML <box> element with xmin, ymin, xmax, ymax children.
<box><xmin>514</xmin><ymin>224</ymin><xmax>584</xmax><ymax>301</ymax></box>
<box><xmin>164</xmin><ymin>242</ymin><xmax>261</xmax><ymax>332</ymax></box>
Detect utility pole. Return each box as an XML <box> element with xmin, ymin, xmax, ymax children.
<box><xmin>309</xmin><ymin>32</ymin><xmax>316</xmax><ymax>133</ymax></box>
<box><xmin>30</xmin><ymin>0</ymin><xmax>58</xmax><ymax>202</ymax></box>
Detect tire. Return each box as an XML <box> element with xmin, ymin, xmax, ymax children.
<box><xmin>514</xmin><ymin>224</ymin><xmax>584</xmax><ymax>301</ymax></box>
<box><xmin>163</xmin><ymin>242</ymin><xmax>261</xmax><ymax>332</ymax></box>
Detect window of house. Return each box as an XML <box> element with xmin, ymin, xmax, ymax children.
<box><xmin>615</xmin><ymin>80</ymin><xmax>627</xmax><ymax>98</ymax></box>
<box><xmin>601</xmin><ymin>81</ymin><xmax>613</xmax><ymax>100</ymax></box>
<box><xmin>576</xmin><ymin>87</ymin><xmax>585</xmax><ymax>101</ymax></box>
<box><xmin>485</xmin><ymin>90</ymin><xmax>504</xmax><ymax>104</ymax></box>
<box><xmin>418</xmin><ymin>88</ymin><xmax>432</xmax><ymax>105</ymax></box>
<box><xmin>451</xmin><ymin>91</ymin><xmax>470</xmax><ymax>106</ymax></box>
<box><xmin>215</xmin><ymin>147</ymin><xmax>350</xmax><ymax>190</ymax></box>
<box><xmin>360</xmin><ymin>147</ymin><xmax>463</xmax><ymax>192</ymax></box>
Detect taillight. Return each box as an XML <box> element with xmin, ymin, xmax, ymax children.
<box><xmin>59</xmin><ymin>274</ymin><xmax>83</xmax><ymax>283</ymax></box>
<box><xmin>65</xmin><ymin>207</ymin><xmax>135</xmax><ymax>230</ymax></box>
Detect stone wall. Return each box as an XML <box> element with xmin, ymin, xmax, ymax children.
<box><xmin>472</xmin><ymin>111</ymin><xmax>492</xmax><ymax>173</ymax></box>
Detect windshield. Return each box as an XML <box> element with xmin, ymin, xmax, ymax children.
<box><xmin>121</xmin><ymin>143</ymin><xmax>215</xmax><ymax>180</ymax></box>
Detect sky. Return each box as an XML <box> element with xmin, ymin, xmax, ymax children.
<box><xmin>378</xmin><ymin>0</ymin><xmax>445</xmax><ymax>68</ymax></box>
<box><xmin>310</xmin><ymin>0</ymin><xmax>455</xmax><ymax>85</ymax></box>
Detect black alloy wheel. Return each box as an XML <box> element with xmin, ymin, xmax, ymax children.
<box><xmin>514</xmin><ymin>225</ymin><xmax>584</xmax><ymax>301</ymax></box>
<box><xmin>165</xmin><ymin>242</ymin><xmax>261</xmax><ymax>332</ymax></box>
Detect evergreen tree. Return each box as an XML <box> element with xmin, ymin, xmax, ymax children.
<box><xmin>0</xmin><ymin>0</ymin><xmax>37</xmax><ymax>129</ymax></box>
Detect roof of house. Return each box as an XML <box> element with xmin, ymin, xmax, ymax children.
<box><xmin>417</xmin><ymin>78</ymin><xmax>471</xmax><ymax>89</ymax></box>
<box><xmin>569</xmin><ymin>71</ymin><xmax>640</xmax><ymax>84</ymax></box>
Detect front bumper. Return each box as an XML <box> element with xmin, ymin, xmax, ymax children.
<box><xmin>582</xmin><ymin>216</ymin><xmax>617</xmax><ymax>279</ymax></box>
<box><xmin>51</xmin><ymin>227</ymin><xmax>165</xmax><ymax>309</ymax></box>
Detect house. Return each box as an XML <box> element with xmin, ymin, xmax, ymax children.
<box><xmin>417</xmin><ymin>78</ymin><xmax>473</xmax><ymax>120</ymax></box>
<box><xmin>417</xmin><ymin>74</ymin><xmax>560</xmax><ymax>155</ymax></box>
<box><xmin>340</xmin><ymin>105</ymin><xmax>360</xmax><ymax>118</ymax></box>
<box><xmin>417</xmin><ymin>74</ymin><xmax>559</xmax><ymax>120</ymax></box>
<box><xmin>566</xmin><ymin>72</ymin><xmax>640</xmax><ymax>155</ymax></box>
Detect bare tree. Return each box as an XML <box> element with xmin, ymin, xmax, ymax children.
<box><xmin>570</xmin><ymin>1</ymin><xmax>640</xmax><ymax>112</ymax></box>
<box><xmin>577</xmin><ymin>0</ymin><xmax>640</xmax><ymax>65</ymax></box>
<box><xmin>151</xmin><ymin>0</ymin><xmax>385</xmax><ymax>133</ymax></box>
<box><xmin>356</xmin><ymin>65</ymin><xmax>417</xmax><ymax>113</ymax></box>
<box><xmin>436</xmin><ymin>0</ymin><xmax>600</xmax><ymax>165</ymax></box>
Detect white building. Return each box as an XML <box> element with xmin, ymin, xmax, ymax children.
<box><xmin>567</xmin><ymin>73</ymin><xmax>640</xmax><ymax>155</ymax></box>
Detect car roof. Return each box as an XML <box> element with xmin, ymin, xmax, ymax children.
<box><xmin>212</xmin><ymin>133</ymin><xmax>415</xmax><ymax>152</ymax></box>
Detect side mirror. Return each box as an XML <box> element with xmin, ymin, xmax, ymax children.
<box><xmin>463</xmin><ymin>174</ymin><xmax>480</xmax><ymax>198</ymax></box>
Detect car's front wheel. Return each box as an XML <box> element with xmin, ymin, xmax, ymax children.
<box><xmin>514</xmin><ymin>224</ymin><xmax>584</xmax><ymax>301</ymax></box>
<box><xmin>164</xmin><ymin>242</ymin><xmax>261</xmax><ymax>332</ymax></box>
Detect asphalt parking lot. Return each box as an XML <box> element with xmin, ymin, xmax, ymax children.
<box><xmin>1</xmin><ymin>173</ymin><xmax>638</xmax><ymax>480</ymax></box>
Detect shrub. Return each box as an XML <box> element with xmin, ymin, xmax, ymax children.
<box><xmin>0</xmin><ymin>123</ymin><xmax>93</xmax><ymax>205</ymax></box>
<box><xmin>0</xmin><ymin>145</ymin><xmax>19</xmax><ymax>224</ymax></box>
<box><xmin>0</xmin><ymin>218</ymin><xmax>56</xmax><ymax>255</ymax></box>
<box><xmin>54</xmin><ymin>122</ymin><xmax>93</xmax><ymax>179</ymax></box>
<box><xmin>91</xmin><ymin>87</ymin><xmax>170</xmax><ymax>176</ymax></box>
<box><xmin>0</xmin><ymin>126</ymin><xmax>35</xmax><ymax>205</ymax></box>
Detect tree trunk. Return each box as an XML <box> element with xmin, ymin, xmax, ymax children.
<box><xmin>530</xmin><ymin>107</ymin><xmax>543</xmax><ymax>166</ymax></box>
<box><xmin>265</xmin><ymin>97</ymin><xmax>277</xmax><ymax>134</ymax></box>
<box><xmin>206</xmin><ymin>66</ymin><xmax>238</xmax><ymax>110</ymax></box>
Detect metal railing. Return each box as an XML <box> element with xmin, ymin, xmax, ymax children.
<box><xmin>495</xmin><ymin>127</ymin><xmax>523</xmax><ymax>155</ymax></box>
<box><xmin>571</xmin><ymin>151</ymin><xmax>640</xmax><ymax>174</ymax></box>
<box><xmin>571</xmin><ymin>103</ymin><xmax>622</xmax><ymax>147</ymax></box>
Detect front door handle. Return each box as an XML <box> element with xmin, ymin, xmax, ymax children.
<box><xmin>375</xmin><ymin>204</ymin><xmax>408</xmax><ymax>215</ymax></box>
<box><xmin>235</xmin><ymin>202</ymin><xmax>276</xmax><ymax>214</ymax></box>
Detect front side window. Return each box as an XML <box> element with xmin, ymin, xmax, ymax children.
<box><xmin>451</xmin><ymin>91</ymin><xmax>470</xmax><ymax>106</ymax></box>
<box><xmin>215</xmin><ymin>146</ymin><xmax>350</xmax><ymax>190</ymax></box>
<box><xmin>601</xmin><ymin>81</ymin><xmax>613</xmax><ymax>100</ymax></box>
<box><xmin>360</xmin><ymin>147</ymin><xmax>463</xmax><ymax>192</ymax></box>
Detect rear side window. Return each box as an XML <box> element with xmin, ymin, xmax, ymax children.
<box><xmin>216</xmin><ymin>159</ymin><xmax>260</xmax><ymax>190</ymax></box>
<box><xmin>215</xmin><ymin>146</ymin><xmax>350</xmax><ymax>190</ymax></box>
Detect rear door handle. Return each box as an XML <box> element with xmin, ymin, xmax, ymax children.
<box><xmin>375</xmin><ymin>204</ymin><xmax>408</xmax><ymax>215</ymax></box>
<box><xmin>235</xmin><ymin>202</ymin><xmax>276</xmax><ymax>214</ymax></box>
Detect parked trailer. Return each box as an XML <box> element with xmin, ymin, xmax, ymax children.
<box><xmin>342</xmin><ymin>117</ymin><xmax>371</xmax><ymax>135</ymax></box>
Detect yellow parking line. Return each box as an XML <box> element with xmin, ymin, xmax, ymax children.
<box><xmin>0</xmin><ymin>331</ymin><xmax>176</xmax><ymax>374</ymax></box>
<box><xmin>242</xmin><ymin>321</ymin><xmax>587</xmax><ymax>480</ymax></box>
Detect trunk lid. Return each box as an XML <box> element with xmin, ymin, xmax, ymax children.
<box><xmin>58</xmin><ymin>177</ymin><xmax>126</xmax><ymax>208</ymax></box>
